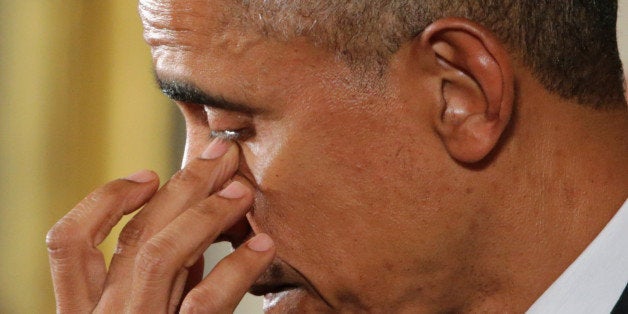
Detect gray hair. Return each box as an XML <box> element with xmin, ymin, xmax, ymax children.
<box><xmin>237</xmin><ymin>0</ymin><xmax>625</xmax><ymax>108</ymax></box>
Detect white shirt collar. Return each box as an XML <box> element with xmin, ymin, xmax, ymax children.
<box><xmin>527</xmin><ymin>199</ymin><xmax>628</xmax><ymax>314</ymax></box>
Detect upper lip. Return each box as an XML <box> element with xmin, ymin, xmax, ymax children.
<box><xmin>248</xmin><ymin>260</ymin><xmax>306</xmax><ymax>296</ymax></box>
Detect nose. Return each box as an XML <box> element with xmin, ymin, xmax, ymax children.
<box><xmin>236</xmin><ymin>143</ymin><xmax>258</xmax><ymax>189</ymax></box>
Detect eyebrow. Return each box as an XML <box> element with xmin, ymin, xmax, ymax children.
<box><xmin>155</xmin><ymin>76</ymin><xmax>260</xmax><ymax>114</ymax></box>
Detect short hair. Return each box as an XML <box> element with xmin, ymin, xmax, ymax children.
<box><xmin>238</xmin><ymin>0</ymin><xmax>626</xmax><ymax>109</ymax></box>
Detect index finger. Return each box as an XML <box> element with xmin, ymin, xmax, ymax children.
<box><xmin>126</xmin><ymin>178</ymin><xmax>257</xmax><ymax>312</ymax></box>
<box><xmin>180</xmin><ymin>233</ymin><xmax>276</xmax><ymax>314</ymax></box>
<box><xmin>46</xmin><ymin>170</ymin><xmax>159</xmax><ymax>312</ymax></box>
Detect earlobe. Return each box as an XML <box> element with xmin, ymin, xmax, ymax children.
<box><xmin>421</xmin><ymin>18</ymin><xmax>514</xmax><ymax>163</ymax></box>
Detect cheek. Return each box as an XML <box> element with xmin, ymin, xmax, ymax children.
<box><xmin>243</xmin><ymin>109</ymin><xmax>419</xmax><ymax>261</ymax></box>
<box><xmin>242</xmin><ymin>115</ymin><xmax>370</xmax><ymax>217</ymax></box>
<box><xmin>246</xmin><ymin>133</ymin><xmax>363</xmax><ymax>275</ymax></box>
<box><xmin>242</xmin><ymin>136</ymin><xmax>286</xmax><ymax>187</ymax></box>
<box><xmin>243</xmin><ymin>105</ymin><xmax>471</xmax><ymax>299</ymax></box>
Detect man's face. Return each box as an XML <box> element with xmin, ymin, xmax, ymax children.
<box><xmin>141</xmin><ymin>0</ymin><xmax>476</xmax><ymax>311</ymax></box>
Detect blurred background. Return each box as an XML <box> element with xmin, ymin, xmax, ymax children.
<box><xmin>0</xmin><ymin>1</ymin><xmax>626</xmax><ymax>313</ymax></box>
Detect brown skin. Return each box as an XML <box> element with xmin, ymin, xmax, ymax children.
<box><xmin>47</xmin><ymin>141</ymin><xmax>277</xmax><ymax>313</ymax></box>
<box><xmin>48</xmin><ymin>0</ymin><xmax>628</xmax><ymax>313</ymax></box>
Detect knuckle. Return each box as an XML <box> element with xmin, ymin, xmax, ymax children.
<box><xmin>181</xmin><ymin>290</ymin><xmax>222</xmax><ymax>314</ymax></box>
<box><xmin>46</xmin><ymin>217</ymin><xmax>81</xmax><ymax>259</ymax></box>
<box><xmin>171</xmin><ymin>167</ymin><xmax>204</xmax><ymax>188</ymax></box>
<box><xmin>134</xmin><ymin>237</ymin><xmax>176</xmax><ymax>277</ymax></box>
<box><xmin>116</xmin><ymin>217</ymin><xmax>150</xmax><ymax>252</ymax></box>
<box><xmin>191</xmin><ymin>199</ymin><xmax>225</xmax><ymax>221</ymax></box>
<box><xmin>46</xmin><ymin>178</ymin><xmax>145</xmax><ymax>261</ymax></box>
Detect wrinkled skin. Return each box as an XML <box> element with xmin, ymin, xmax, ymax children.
<box><xmin>139</xmin><ymin>0</ymin><xmax>484</xmax><ymax>312</ymax></box>
<box><xmin>47</xmin><ymin>0</ymin><xmax>628</xmax><ymax>312</ymax></box>
<box><xmin>53</xmin><ymin>0</ymin><xmax>628</xmax><ymax>313</ymax></box>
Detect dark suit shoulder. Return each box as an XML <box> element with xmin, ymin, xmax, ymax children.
<box><xmin>612</xmin><ymin>283</ymin><xmax>628</xmax><ymax>314</ymax></box>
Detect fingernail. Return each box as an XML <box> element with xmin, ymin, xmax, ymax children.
<box><xmin>247</xmin><ymin>233</ymin><xmax>274</xmax><ymax>252</ymax></box>
<box><xmin>201</xmin><ymin>138</ymin><xmax>230</xmax><ymax>160</ymax></box>
<box><xmin>217</xmin><ymin>181</ymin><xmax>248</xmax><ymax>199</ymax></box>
<box><xmin>125</xmin><ymin>169</ymin><xmax>155</xmax><ymax>183</ymax></box>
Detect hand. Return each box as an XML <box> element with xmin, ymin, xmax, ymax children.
<box><xmin>46</xmin><ymin>139</ymin><xmax>275</xmax><ymax>313</ymax></box>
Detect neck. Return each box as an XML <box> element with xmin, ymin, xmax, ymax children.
<box><xmin>461</xmin><ymin>84</ymin><xmax>627</xmax><ymax>312</ymax></box>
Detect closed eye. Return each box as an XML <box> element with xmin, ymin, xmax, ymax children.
<box><xmin>210</xmin><ymin>128</ymin><xmax>254</xmax><ymax>141</ymax></box>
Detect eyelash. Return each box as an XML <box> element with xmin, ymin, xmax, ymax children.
<box><xmin>202</xmin><ymin>106</ymin><xmax>255</xmax><ymax>142</ymax></box>
<box><xmin>209</xmin><ymin>128</ymin><xmax>254</xmax><ymax>141</ymax></box>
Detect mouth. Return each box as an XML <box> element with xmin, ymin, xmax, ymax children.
<box><xmin>247</xmin><ymin>261</ymin><xmax>305</xmax><ymax>296</ymax></box>
<box><xmin>247</xmin><ymin>260</ymin><xmax>333</xmax><ymax>311</ymax></box>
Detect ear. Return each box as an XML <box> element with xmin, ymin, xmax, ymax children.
<box><xmin>420</xmin><ymin>18</ymin><xmax>514</xmax><ymax>163</ymax></box>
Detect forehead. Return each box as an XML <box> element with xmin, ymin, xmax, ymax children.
<box><xmin>138</xmin><ymin>0</ymin><xmax>362</xmax><ymax>111</ymax></box>
<box><xmin>140</xmin><ymin>0</ymin><xmax>271</xmax><ymax>101</ymax></box>
<box><xmin>139</xmin><ymin>0</ymin><xmax>255</xmax><ymax>55</ymax></box>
